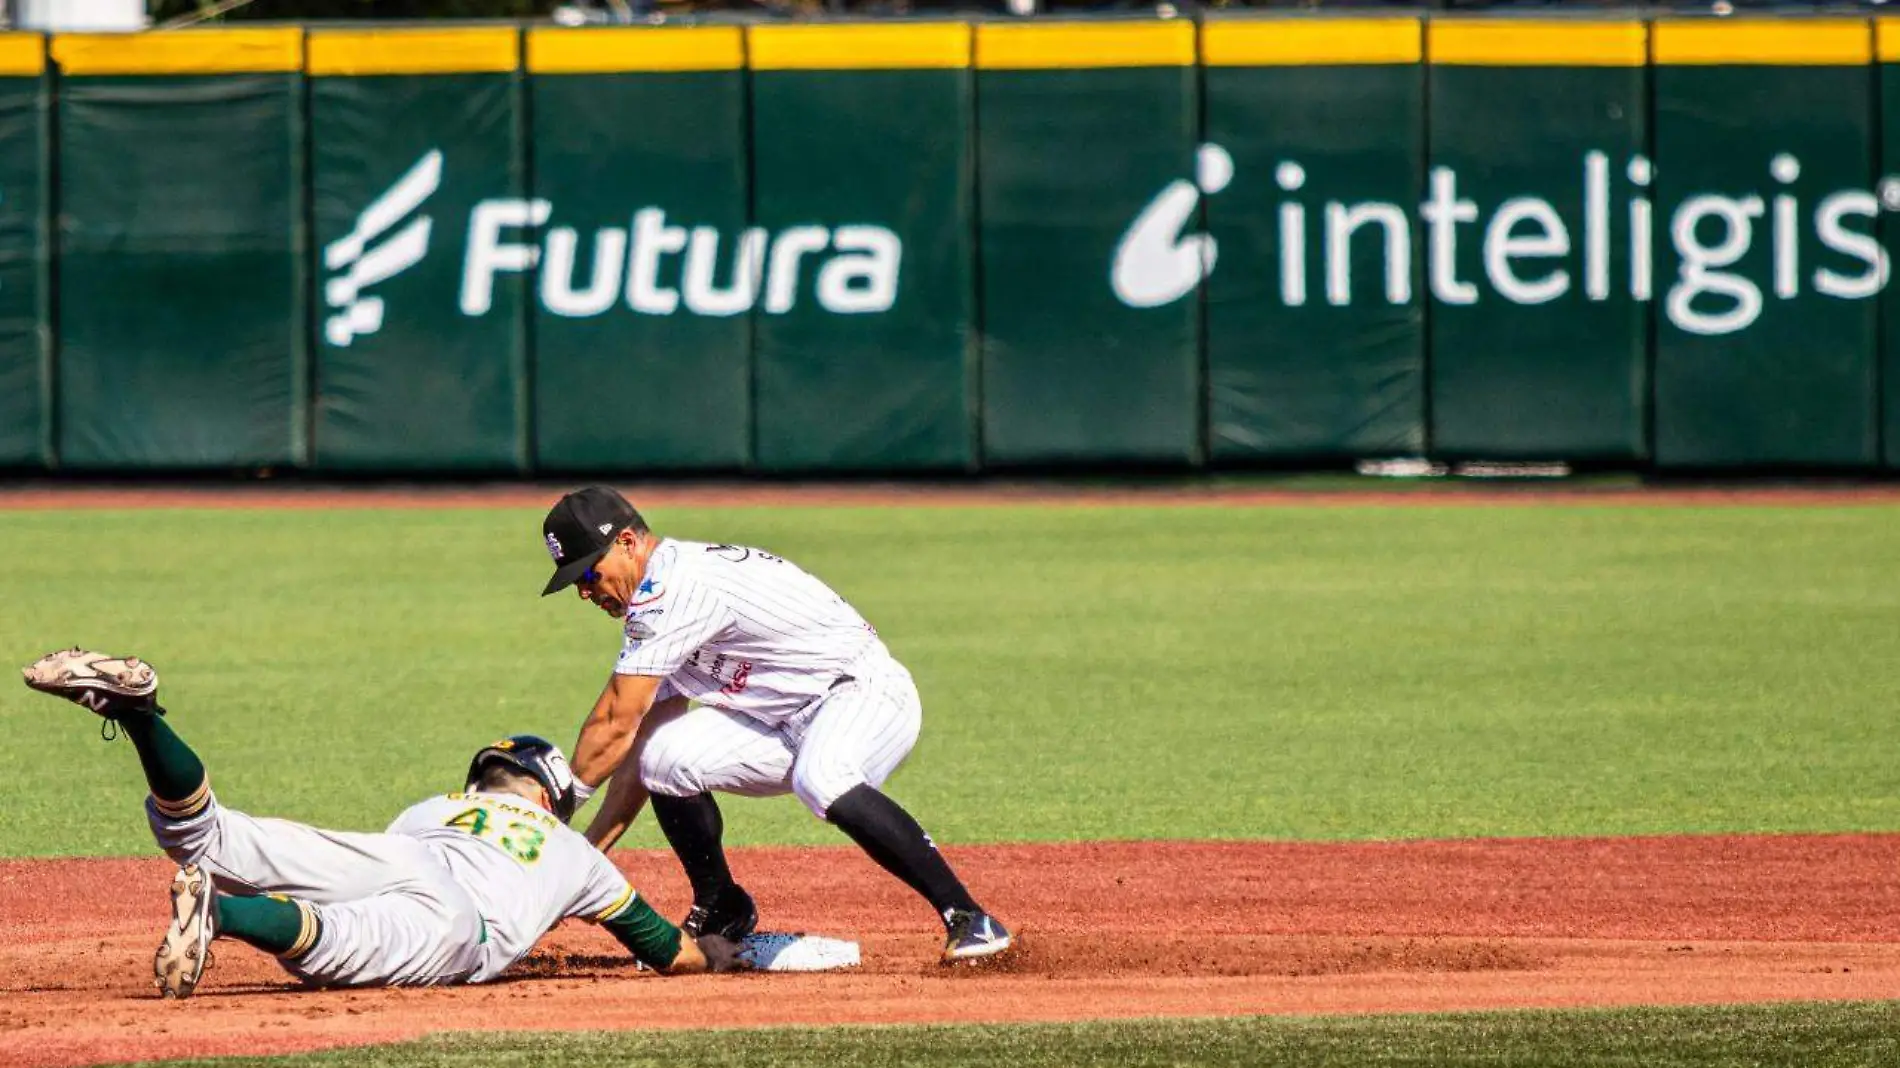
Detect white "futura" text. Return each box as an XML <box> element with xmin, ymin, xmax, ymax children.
<box><xmin>459</xmin><ymin>201</ymin><xmax>904</xmax><ymax>319</ymax></box>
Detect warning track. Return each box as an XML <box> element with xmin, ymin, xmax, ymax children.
<box><xmin>0</xmin><ymin>481</ymin><xmax>1897</xmax><ymax>511</ymax></box>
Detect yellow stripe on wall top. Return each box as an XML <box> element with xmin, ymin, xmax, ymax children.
<box><xmin>1430</xmin><ymin>20</ymin><xmax>1645</xmax><ymax>67</ymax></box>
<box><xmin>0</xmin><ymin>34</ymin><xmax>46</xmax><ymax>76</ymax></box>
<box><xmin>308</xmin><ymin>28</ymin><xmax>518</xmax><ymax>76</ymax></box>
<box><xmin>527</xmin><ymin>27</ymin><xmax>742</xmax><ymax>73</ymax></box>
<box><xmin>749</xmin><ymin>23</ymin><xmax>970</xmax><ymax>70</ymax></box>
<box><xmin>53</xmin><ymin>28</ymin><xmax>302</xmax><ymax>76</ymax></box>
<box><xmin>1874</xmin><ymin>18</ymin><xmax>1900</xmax><ymax>63</ymax></box>
<box><xmin>977</xmin><ymin>21</ymin><xmax>1194</xmax><ymax>70</ymax></box>
<box><xmin>1202</xmin><ymin>18</ymin><xmax>1420</xmax><ymax>66</ymax></box>
<box><xmin>1652</xmin><ymin>19</ymin><xmax>1871</xmax><ymax>65</ymax></box>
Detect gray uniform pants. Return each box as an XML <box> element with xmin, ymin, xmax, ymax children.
<box><xmin>148</xmin><ymin>792</ymin><xmax>486</xmax><ymax>987</ymax></box>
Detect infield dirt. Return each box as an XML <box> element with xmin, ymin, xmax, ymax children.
<box><xmin>4</xmin><ymin>834</ymin><xmax>1899</xmax><ymax>1067</ymax></box>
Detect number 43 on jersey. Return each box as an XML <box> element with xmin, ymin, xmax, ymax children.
<box><xmin>445</xmin><ymin>805</ymin><xmax>547</xmax><ymax>864</ymax></box>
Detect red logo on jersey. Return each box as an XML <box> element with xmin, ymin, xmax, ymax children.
<box><xmin>720</xmin><ymin>660</ymin><xmax>754</xmax><ymax>695</ymax></box>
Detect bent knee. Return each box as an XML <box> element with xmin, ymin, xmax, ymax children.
<box><xmin>639</xmin><ymin>749</ymin><xmax>708</xmax><ymax>798</ymax></box>
<box><xmin>146</xmin><ymin>796</ymin><xmax>220</xmax><ymax>867</ymax></box>
<box><xmin>792</xmin><ymin>764</ymin><xmax>866</xmax><ymax>820</ymax></box>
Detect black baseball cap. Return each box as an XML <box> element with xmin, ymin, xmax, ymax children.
<box><xmin>541</xmin><ymin>486</ymin><xmax>642</xmax><ymax>596</ymax></box>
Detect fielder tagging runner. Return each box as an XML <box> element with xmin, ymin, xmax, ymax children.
<box><xmin>540</xmin><ymin>486</ymin><xmax>1012</xmax><ymax>964</ymax></box>
<box><xmin>22</xmin><ymin>648</ymin><xmax>747</xmax><ymax>998</ymax></box>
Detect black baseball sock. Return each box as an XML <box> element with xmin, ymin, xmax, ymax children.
<box><xmin>826</xmin><ymin>784</ymin><xmax>980</xmax><ymax>918</ymax></box>
<box><xmin>650</xmin><ymin>792</ymin><xmax>737</xmax><ymax>906</ymax></box>
<box><xmin>119</xmin><ymin>713</ymin><xmax>210</xmax><ymax>817</ymax></box>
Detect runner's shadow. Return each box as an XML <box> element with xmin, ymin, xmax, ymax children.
<box><xmin>498</xmin><ymin>953</ymin><xmax>643</xmax><ymax>981</ymax></box>
<box><xmin>164</xmin><ymin>981</ymin><xmax>307</xmax><ymax>998</ymax></box>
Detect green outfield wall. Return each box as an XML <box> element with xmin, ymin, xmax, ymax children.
<box><xmin>978</xmin><ymin>22</ymin><xmax>1201</xmax><ymax>466</ymax></box>
<box><xmin>1204</xmin><ymin>18</ymin><xmax>1425</xmax><ymax>461</ymax></box>
<box><xmin>0</xmin><ymin>35</ymin><xmax>47</xmax><ymax>469</ymax></box>
<box><xmin>527</xmin><ymin>27</ymin><xmax>751</xmax><ymax>471</ymax></box>
<box><xmin>7</xmin><ymin>16</ymin><xmax>1900</xmax><ymax>473</ymax></box>
<box><xmin>53</xmin><ymin>30</ymin><xmax>306</xmax><ymax>469</ymax></box>
<box><xmin>1426</xmin><ymin>20</ymin><xmax>1649</xmax><ymax>462</ymax></box>
<box><xmin>309</xmin><ymin>28</ymin><xmax>529</xmax><ymax>471</ymax></box>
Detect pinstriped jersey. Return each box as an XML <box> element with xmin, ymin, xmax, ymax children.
<box><xmin>385</xmin><ymin>792</ymin><xmax>640</xmax><ymax>981</ymax></box>
<box><xmin>614</xmin><ymin>538</ymin><xmax>879</xmax><ymax>724</ymax></box>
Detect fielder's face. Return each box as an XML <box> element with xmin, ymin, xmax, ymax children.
<box><xmin>575</xmin><ymin>530</ymin><xmax>645</xmax><ymax>619</ymax></box>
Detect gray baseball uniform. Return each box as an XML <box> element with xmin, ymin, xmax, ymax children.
<box><xmin>150</xmin><ymin>788</ymin><xmax>643</xmax><ymax>986</ymax></box>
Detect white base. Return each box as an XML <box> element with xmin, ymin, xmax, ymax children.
<box><xmin>739</xmin><ymin>932</ymin><xmax>861</xmax><ymax>972</ymax></box>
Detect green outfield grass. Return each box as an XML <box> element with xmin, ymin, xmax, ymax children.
<box><xmin>2</xmin><ymin>503</ymin><xmax>1897</xmax><ymax>857</ymax></box>
<box><xmin>131</xmin><ymin>1002</ymin><xmax>1900</xmax><ymax>1068</ymax></box>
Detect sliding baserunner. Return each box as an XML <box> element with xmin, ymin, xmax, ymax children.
<box><xmin>22</xmin><ymin>648</ymin><xmax>745</xmax><ymax>998</ymax></box>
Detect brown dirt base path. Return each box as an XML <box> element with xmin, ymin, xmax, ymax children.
<box><xmin>3</xmin><ymin>835</ymin><xmax>1899</xmax><ymax>1067</ymax></box>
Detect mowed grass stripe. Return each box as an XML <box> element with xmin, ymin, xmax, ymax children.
<box><xmin>1</xmin><ymin>505</ymin><xmax>1896</xmax><ymax>857</ymax></box>
<box><xmin>127</xmin><ymin>1001</ymin><xmax>1900</xmax><ymax>1068</ymax></box>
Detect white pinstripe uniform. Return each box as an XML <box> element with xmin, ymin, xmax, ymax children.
<box><xmin>150</xmin><ymin>788</ymin><xmax>647</xmax><ymax>987</ymax></box>
<box><xmin>620</xmin><ymin>539</ymin><xmax>923</xmax><ymax>818</ymax></box>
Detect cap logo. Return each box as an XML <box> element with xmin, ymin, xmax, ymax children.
<box><xmin>545</xmin><ymin>532</ymin><xmax>563</xmax><ymax>562</ymax></box>
<box><xmin>598</xmin><ymin>523</ymin><xmax>613</xmax><ymax>536</ymax></box>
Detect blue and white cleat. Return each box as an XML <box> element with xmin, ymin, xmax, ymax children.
<box><xmin>940</xmin><ymin>908</ymin><xmax>1012</xmax><ymax>964</ymax></box>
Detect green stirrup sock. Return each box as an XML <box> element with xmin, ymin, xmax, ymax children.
<box><xmin>216</xmin><ymin>894</ymin><xmax>321</xmax><ymax>958</ymax></box>
<box><xmin>119</xmin><ymin>714</ymin><xmax>209</xmax><ymax>816</ymax></box>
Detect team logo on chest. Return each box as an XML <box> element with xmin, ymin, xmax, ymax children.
<box><xmin>631</xmin><ymin>575</ymin><xmax>664</xmax><ymax>606</ymax></box>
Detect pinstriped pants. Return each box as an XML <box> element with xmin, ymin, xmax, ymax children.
<box><xmin>638</xmin><ymin>645</ymin><xmax>923</xmax><ymax>818</ymax></box>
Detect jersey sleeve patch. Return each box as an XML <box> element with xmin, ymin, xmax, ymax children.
<box><xmin>630</xmin><ymin>573</ymin><xmax>665</xmax><ymax>607</ymax></box>
<box><xmin>613</xmin><ymin>561</ymin><xmax>731</xmax><ymax>678</ymax></box>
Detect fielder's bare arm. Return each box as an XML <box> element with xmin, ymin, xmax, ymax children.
<box><xmin>539</xmin><ymin>486</ymin><xmax>1011</xmax><ymax>964</ymax></box>
<box><xmin>21</xmin><ymin>648</ymin><xmax>745</xmax><ymax>998</ymax></box>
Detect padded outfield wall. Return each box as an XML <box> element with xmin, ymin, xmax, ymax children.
<box><xmin>0</xmin><ymin>17</ymin><xmax>1898</xmax><ymax>473</ymax></box>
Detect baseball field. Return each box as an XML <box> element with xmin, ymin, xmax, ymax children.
<box><xmin>2</xmin><ymin>482</ymin><xmax>1897</xmax><ymax>1067</ymax></box>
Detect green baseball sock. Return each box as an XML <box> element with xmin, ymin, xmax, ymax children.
<box><xmin>216</xmin><ymin>894</ymin><xmax>321</xmax><ymax>959</ymax></box>
<box><xmin>119</xmin><ymin>714</ymin><xmax>209</xmax><ymax>815</ymax></box>
<box><xmin>602</xmin><ymin>895</ymin><xmax>682</xmax><ymax>969</ymax></box>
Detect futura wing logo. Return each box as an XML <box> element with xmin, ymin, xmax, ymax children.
<box><xmin>322</xmin><ymin>150</ymin><xmax>444</xmax><ymax>347</ymax></box>
<box><xmin>1110</xmin><ymin>144</ymin><xmax>1233</xmax><ymax>308</ymax></box>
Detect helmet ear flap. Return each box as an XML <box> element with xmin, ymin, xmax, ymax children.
<box><xmin>538</xmin><ymin>750</ymin><xmax>579</xmax><ymax>822</ymax></box>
